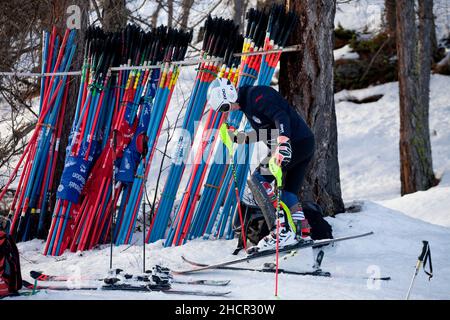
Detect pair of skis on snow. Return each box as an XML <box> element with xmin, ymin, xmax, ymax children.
<box><xmin>176</xmin><ymin>231</ymin><xmax>389</xmax><ymax>281</ymax></box>
<box><xmin>25</xmin><ymin>231</ymin><xmax>388</xmax><ymax>296</ymax></box>
<box><xmin>174</xmin><ymin>232</ymin><xmax>376</xmax><ymax>274</ymax></box>
<box><xmin>180</xmin><ymin>256</ymin><xmax>391</xmax><ymax>281</ymax></box>
<box><xmin>29</xmin><ymin>269</ymin><xmax>230</xmax><ymax>286</ymax></box>
<box><xmin>24</xmin><ymin>268</ymin><xmax>232</xmax><ymax>297</ymax></box>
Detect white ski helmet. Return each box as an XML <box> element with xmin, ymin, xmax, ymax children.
<box><xmin>207</xmin><ymin>78</ymin><xmax>238</xmax><ymax>112</ymax></box>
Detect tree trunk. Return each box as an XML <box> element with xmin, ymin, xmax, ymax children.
<box><xmin>151</xmin><ymin>2</ymin><xmax>163</xmax><ymax>28</ymax></box>
<box><xmin>102</xmin><ymin>0</ymin><xmax>127</xmax><ymax>32</ymax></box>
<box><xmin>179</xmin><ymin>0</ymin><xmax>194</xmax><ymax>29</ymax></box>
<box><xmin>396</xmin><ymin>0</ymin><xmax>436</xmax><ymax>196</ymax></box>
<box><xmin>232</xmin><ymin>0</ymin><xmax>249</xmax><ymax>33</ymax></box>
<box><xmin>256</xmin><ymin>0</ymin><xmax>283</xmax><ymax>10</ymax></box>
<box><xmin>430</xmin><ymin>9</ymin><xmax>440</xmax><ymax>63</ymax></box>
<box><xmin>167</xmin><ymin>0</ymin><xmax>174</xmax><ymax>28</ymax></box>
<box><xmin>419</xmin><ymin>0</ymin><xmax>433</xmax><ymax>105</ymax></box>
<box><xmin>279</xmin><ymin>0</ymin><xmax>345</xmax><ymax>215</ymax></box>
<box><xmin>384</xmin><ymin>0</ymin><xmax>396</xmax><ymax>38</ymax></box>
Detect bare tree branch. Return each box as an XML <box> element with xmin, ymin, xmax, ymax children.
<box><xmin>189</xmin><ymin>0</ymin><xmax>223</xmax><ymax>29</ymax></box>
<box><xmin>91</xmin><ymin>0</ymin><xmax>104</xmax><ymax>26</ymax></box>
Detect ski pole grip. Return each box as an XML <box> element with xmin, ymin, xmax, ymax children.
<box><xmin>269</xmin><ymin>157</ymin><xmax>283</xmax><ymax>188</ymax></box>
<box><xmin>418</xmin><ymin>241</ymin><xmax>429</xmax><ymax>261</ymax></box>
<box><xmin>142</xmin><ymin>135</ymin><xmax>149</xmax><ymax>157</ymax></box>
<box><xmin>219</xmin><ymin>123</ymin><xmax>234</xmax><ymax>155</ymax></box>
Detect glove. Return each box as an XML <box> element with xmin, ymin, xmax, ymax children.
<box><xmin>226</xmin><ymin>124</ymin><xmax>239</xmax><ymax>143</ymax></box>
<box><xmin>273</xmin><ymin>136</ymin><xmax>292</xmax><ymax>167</ymax></box>
<box><xmin>225</xmin><ymin>123</ymin><xmax>257</xmax><ymax>145</ymax></box>
<box><xmin>225</xmin><ymin>124</ymin><xmax>247</xmax><ymax>144</ymax></box>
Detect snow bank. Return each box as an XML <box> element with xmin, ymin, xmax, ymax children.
<box><xmin>335</xmin><ymin>0</ymin><xmax>449</xmax><ymax>41</ymax></box>
<box><xmin>334</xmin><ymin>44</ymin><xmax>359</xmax><ymax>60</ymax></box>
<box><xmin>336</xmin><ymin>75</ymin><xmax>450</xmax><ymax>205</ymax></box>
<box><xmin>335</xmin><ymin>0</ymin><xmax>384</xmax><ymax>33</ymax></box>
<box><xmin>380</xmin><ymin>173</ymin><xmax>450</xmax><ymax>227</ymax></box>
<box><xmin>14</xmin><ymin>199</ymin><xmax>450</xmax><ymax>300</ymax></box>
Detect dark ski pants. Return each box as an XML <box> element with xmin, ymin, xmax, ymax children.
<box><xmin>257</xmin><ymin>135</ymin><xmax>315</xmax><ymax>198</ymax></box>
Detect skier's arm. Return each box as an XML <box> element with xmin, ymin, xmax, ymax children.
<box><xmin>227</xmin><ymin>127</ymin><xmax>258</xmax><ymax>144</ymax></box>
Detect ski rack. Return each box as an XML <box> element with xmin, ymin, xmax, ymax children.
<box><xmin>0</xmin><ymin>45</ymin><xmax>301</xmax><ymax>78</ymax></box>
<box><xmin>1</xmin><ymin>10</ymin><xmax>302</xmax><ymax>252</ymax></box>
<box><xmin>149</xmin><ymin>16</ymin><xmax>243</xmax><ymax>245</ymax></box>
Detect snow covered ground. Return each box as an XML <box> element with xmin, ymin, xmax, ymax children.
<box><xmin>335</xmin><ymin>0</ymin><xmax>450</xmax><ymax>42</ymax></box>
<box><xmin>334</xmin><ymin>44</ymin><xmax>359</xmax><ymax>60</ymax></box>
<box><xmin>10</xmin><ymin>74</ymin><xmax>450</xmax><ymax>300</ymax></box>
<box><xmin>336</xmin><ymin>75</ymin><xmax>450</xmax><ymax>227</ymax></box>
<box><xmin>12</xmin><ymin>201</ymin><xmax>450</xmax><ymax>300</ymax></box>
<box><xmin>3</xmin><ymin>1</ymin><xmax>450</xmax><ymax>300</ymax></box>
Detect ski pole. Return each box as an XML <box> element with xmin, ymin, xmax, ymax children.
<box><xmin>406</xmin><ymin>240</ymin><xmax>433</xmax><ymax>300</ymax></box>
<box><xmin>109</xmin><ymin>129</ymin><xmax>117</xmax><ymax>270</ymax></box>
<box><xmin>141</xmin><ymin>136</ymin><xmax>149</xmax><ymax>273</ymax></box>
<box><xmin>219</xmin><ymin>123</ymin><xmax>247</xmax><ymax>250</ymax></box>
<box><xmin>268</xmin><ymin>157</ymin><xmax>283</xmax><ymax>297</ymax></box>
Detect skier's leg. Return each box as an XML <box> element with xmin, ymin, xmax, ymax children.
<box><xmin>282</xmin><ymin>136</ymin><xmax>315</xmax><ymax>239</ymax></box>
<box><xmin>247</xmin><ymin>154</ymin><xmax>298</xmax><ymax>252</ymax></box>
<box><xmin>281</xmin><ymin>157</ymin><xmax>313</xmax><ymax>239</ymax></box>
<box><xmin>248</xmin><ymin>136</ymin><xmax>315</xmax><ymax>252</ymax></box>
<box><xmin>250</xmin><ymin>137</ymin><xmax>314</xmax><ymax>252</ymax></box>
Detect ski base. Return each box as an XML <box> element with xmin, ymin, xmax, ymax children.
<box><xmin>181</xmin><ymin>255</ymin><xmax>391</xmax><ymax>281</ymax></box>
<box><xmin>22</xmin><ymin>280</ymin><xmax>230</xmax><ymax>297</ymax></box>
<box><xmin>175</xmin><ymin>232</ymin><xmax>374</xmax><ymax>275</ymax></box>
<box><xmin>30</xmin><ymin>270</ymin><xmax>230</xmax><ymax>287</ymax></box>
<box><xmin>182</xmin><ymin>255</ymin><xmax>332</xmax><ymax>277</ymax></box>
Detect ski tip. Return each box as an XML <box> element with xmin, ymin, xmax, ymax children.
<box><xmin>171</xmin><ymin>270</ymin><xmax>189</xmax><ymax>275</ymax></box>
<box><xmin>201</xmin><ymin>290</ymin><xmax>232</xmax><ymax>297</ymax></box>
<box><xmin>350</xmin><ymin>231</ymin><xmax>374</xmax><ymax>237</ymax></box>
<box><xmin>22</xmin><ymin>280</ymin><xmax>35</xmax><ymax>289</ymax></box>
<box><xmin>361</xmin><ymin>231</ymin><xmax>375</xmax><ymax>238</ymax></box>
<box><xmin>205</xmin><ymin>280</ymin><xmax>231</xmax><ymax>286</ymax></box>
<box><xmin>181</xmin><ymin>255</ymin><xmax>208</xmax><ymax>267</ymax></box>
<box><xmin>29</xmin><ymin>270</ymin><xmax>44</xmax><ymax>280</ymax></box>
<box><xmin>160</xmin><ymin>289</ymin><xmax>232</xmax><ymax>297</ymax></box>
<box><xmin>196</xmin><ymin>290</ymin><xmax>232</xmax><ymax>297</ymax></box>
<box><xmin>180</xmin><ymin>255</ymin><xmax>196</xmax><ymax>263</ymax></box>
<box><xmin>171</xmin><ymin>268</ymin><xmax>207</xmax><ymax>276</ymax></box>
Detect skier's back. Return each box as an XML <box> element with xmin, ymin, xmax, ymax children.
<box><xmin>207</xmin><ymin>79</ymin><xmax>315</xmax><ymax>252</ymax></box>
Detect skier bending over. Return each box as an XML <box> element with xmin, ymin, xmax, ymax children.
<box><xmin>207</xmin><ymin>78</ymin><xmax>315</xmax><ymax>252</ymax></box>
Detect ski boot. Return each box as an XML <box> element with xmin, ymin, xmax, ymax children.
<box><xmin>247</xmin><ymin>214</ymin><xmax>298</xmax><ymax>254</ymax></box>
<box><xmin>103</xmin><ymin>268</ymin><xmax>123</xmax><ymax>285</ymax></box>
<box><xmin>151</xmin><ymin>265</ymin><xmax>172</xmax><ymax>277</ymax></box>
<box><xmin>150</xmin><ymin>265</ymin><xmax>172</xmax><ymax>288</ymax></box>
<box><xmin>291</xmin><ymin>206</ymin><xmax>311</xmax><ymax>241</ymax></box>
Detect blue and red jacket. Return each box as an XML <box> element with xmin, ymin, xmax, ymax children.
<box><xmin>237</xmin><ymin>85</ymin><xmax>313</xmax><ymax>142</ymax></box>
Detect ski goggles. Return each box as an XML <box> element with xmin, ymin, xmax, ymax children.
<box><xmin>218</xmin><ymin>102</ymin><xmax>231</xmax><ymax>112</ymax></box>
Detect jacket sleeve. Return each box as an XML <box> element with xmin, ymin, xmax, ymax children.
<box><xmin>256</xmin><ymin>94</ymin><xmax>292</xmax><ymax>139</ymax></box>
